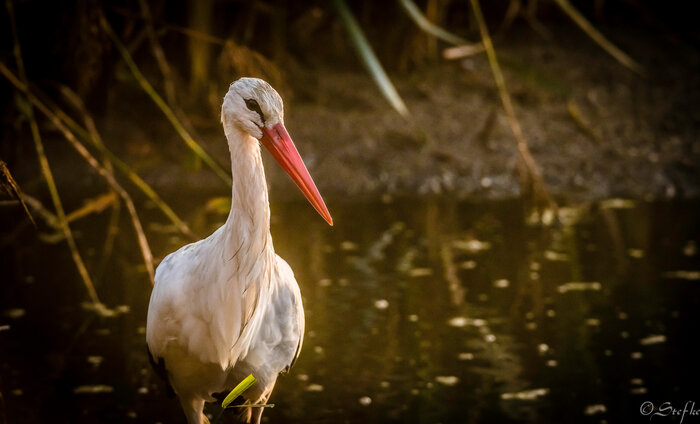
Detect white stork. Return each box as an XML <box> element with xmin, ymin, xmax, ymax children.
<box><xmin>146</xmin><ymin>77</ymin><xmax>333</xmax><ymax>424</ymax></box>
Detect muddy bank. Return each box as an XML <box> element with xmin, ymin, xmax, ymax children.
<box><xmin>11</xmin><ymin>25</ymin><xmax>700</xmax><ymax>206</ymax></box>
<box><xmin>284</xmin><ymin>28</ymin><xmax>700</xmax><ymax>202</ymax></box>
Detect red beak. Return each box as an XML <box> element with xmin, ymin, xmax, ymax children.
<box><xmin>260</xmin><ymin>123</ymin><xmax>333</xmax><ymax>226</ymax></box>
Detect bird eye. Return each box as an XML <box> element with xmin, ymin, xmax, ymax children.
<box><xmin>244</xmin><ymin>99</ymin><xmax>265</xmax><ymax>124</ymax></box>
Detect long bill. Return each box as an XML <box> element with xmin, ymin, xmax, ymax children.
<box><xmin>260</xmin><ymin>123</ymin><xmax>333</xmax><ymax>226</ymax></box>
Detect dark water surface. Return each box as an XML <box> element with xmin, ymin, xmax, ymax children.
<box><xmin>2</xmin><ymin>198</ymin><xmax>699</xmax><ymax>423</ymax></box>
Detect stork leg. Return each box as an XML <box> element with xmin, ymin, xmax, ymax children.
<box><xmin>249</xmin><ymin>404</ymin><xmax>265</xmax><ymax>424</ymax></box>
<box><xmin>248</xmin><ymin>381</ymin><xmax>276</xmax><ymax>424</ymax></box>
<box><xmin>179</xmin><ymin>394</ymin><xmax>209</xmax><ymax>424</ymax></box>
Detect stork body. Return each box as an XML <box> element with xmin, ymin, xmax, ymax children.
<box><xmin>146</xmin><ymin>78</ymin><xmax>332</xmax><ymax>424</ymax></box>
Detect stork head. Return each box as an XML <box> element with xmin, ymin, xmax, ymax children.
<box><xmin>222</xmin><ymin>77</ymin><xmax>333</xmax><ymax>226</ymax></box>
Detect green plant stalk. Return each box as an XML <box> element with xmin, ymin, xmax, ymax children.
<box><xmin>222</xmin><ymin>374</ymin><xmax>256</xmax><ymax>408</ymax></box>
<box><xmin>60</xmin><ymin>89</ymin><xmax>157</xmax><ymax>284</ymax></box>
<box><xmin>139</xmin><ymin>0</ymin><xmax>177</xmax><ymax>108</ymax></box>
<box><xmin>62</xmin><ymin>115</ymin><xmax>196</xmax><ymax>239</ymax></box>
<box><xmin>99</xmin><ymin>13</ymin><xmax>232</xmax><ymax>186</ymax></box>
<box><xmin>19</xmin><ymin>193</ymin><xmax>60</xmax><ymax>229</ymax></box>
<box><xmin>139</xmin><ymin>0</ymin><xmax>205</xmax><ymax>159</ymax></box>
<box><xmin>0</xmin><ymin>64</ymin><xmax>156</xmax><ymax>283</ymax></box>
<box><xmin>211</xmin><ymin>374</ymin><xmax>257</xmax><ymax>424</ymax></box>
<box><xmin>0</xmin><ymin>66</ymin><xmax>196</xmax><ymax>240</ymax></box>
<box><xmin>5</xmin><ymin>0</ymin><xmax>100</xmax><ymax>304</ymax></box>
<box><xmin>552</xmin><ymin>0</ymin><xmax>645</xmax><ymax>76</ymax></box>
<box><xmin>62</xmin><ymin>125</ymin><xmax>156</xmax><ymax>282</ymax></box>
<box><xmin>96</xmin><ymin>191</ymin><xmax>121</xmax><ymax>281</ymax></box>
<box><xmin>330</xmin><ymin>0</ymin><xmax>409</xmax><ymax>118</ymax></box>
<box><xmin>59</xmin><ymin>85</ymin><xmax>158</xmax><ymax>281</ymax></box>
<box><xmin>72</xmin><ymin>92</ymin><xmax>123</xmax><ymax>281</ymax></box>
<box><xmin>54</xmin><ymin>104</ymin><xmax>196</xmax><ymax>239</ymax></box>
<box><xmin>469</xmin><ymin>0</ymin><xmax>556</xmax><ymax>215</ymax></box>
<box><xmin>36</xmin><ymin>95</ymin><xmax>157</xmax><ymax>282</ymax></box>
<box><xmin>397</xmin><ymin>0</ymin><xmax>467</xmax><ymax>45</ymax></box>
<box><xmin>566</xmin><ymin>98</ymin><xmax>599</xmax><ymax>142</ymax></box>
<box><xmin>58</xmin><ymin>85</ymin><xmax>124</xmax><ymax>280</ymax></box>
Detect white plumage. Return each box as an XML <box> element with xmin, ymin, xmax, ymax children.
<box><xmin>146</xmin><ymin>78</ymin><xmax>331</xmax><ymax>424</ymax></box>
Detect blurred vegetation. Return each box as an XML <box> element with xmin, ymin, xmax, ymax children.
<box><xmin>1</xmin><ymin>0</ymin><xmax>697</xmax><ymax>305</ymax></box>
<box><xmin>2</xmin><ymin>1</ymin><xmax>676</xmax><ymax>121</ymax></box>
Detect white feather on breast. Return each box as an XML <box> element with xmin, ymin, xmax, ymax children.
<box><xmin>146</xmin><ymin>223</ymin><xmax>275</xmax><ymax>370</ymax></box>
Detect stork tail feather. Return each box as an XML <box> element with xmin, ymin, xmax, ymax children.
<box><xmin>147</xmin><ymin>346</ymin><xmax>175</xmax><ymax>398</ymax></box>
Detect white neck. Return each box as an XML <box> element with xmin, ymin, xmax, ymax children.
<box><xmin>222</xmin><ymin>124</ymin><xmax>273</xmax><ymax>262</ymax></box>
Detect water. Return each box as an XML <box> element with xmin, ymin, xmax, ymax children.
<box><xmin>1</xmin><ymin>197</ymin><xmax>699</xmax><ymax>423</ymax></box>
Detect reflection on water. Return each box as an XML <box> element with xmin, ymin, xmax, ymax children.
<box><xmin>1</xmin><ymin>198</ymin><xmax>699</xmax><ymax>423</ymax></box>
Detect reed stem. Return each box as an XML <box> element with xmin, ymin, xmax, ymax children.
<box><xmin>99</xmin><ymin>13</ymin><xmax>232</xmax><ymax>186</ymax></box>
<box><xmin>6</xmin><ymin>0</ymin><xmax>101</xmax><ymax>304</ymax></box>
<box><xmin>469</xmin><ymin>0</ymin><xmax>557</xmax><ymax>216</ymax></box>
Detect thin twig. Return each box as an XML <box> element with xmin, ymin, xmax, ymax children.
<box><xmin>443</xmin><ymin>43</ymin><xmax>485</xmax><ymax>60</ymax></box>
<box><xmin>105</xmin><ymin>3</ymin><xmax>228</xmax><ymax>46</ymax></box>
<box><xmin>55</xmin><ymin>106</ymin><xmax>156</xmax><ymax>281</ymax></box>
<box><xmin>58</xmin><ymin>86</ymin><xmax>155</xmax><ymax>283</ymax></box>
<box><xmin>566</xmin><ymin>99</ymin><xmax>600</xmax><ymax>142</ymax></box>
<box><xmin>552</xmin><ymin>0</ymin><xmax>645</xmax><ymax>76</ymax></box>
<box><xmin>65</xmin><ymin>192</ymin><xmax>117</xmax><ymax>223</ymax></box>
<box><xmin>97</xmin><ymin>191</ymin><xmax>121</xmax><ymax>280</ymax></box>
<box><xmin>139</xmin><ymin>0</ymin><xmax>177</xmax><ymax>109</ymax></box>
<box><xmin>2</xmin><ymin>69</ymin><xmax>196</xmax><ymax>240</ymax></box>
<box><xmin>523</xmin><ymin>0</ymin><xmax>553</xmax><ymax>40</ymax></box>
<box><xmin>0</xmin><ymin>159</ymin><xmax>36</xmax><ymax>226</ymax></box>
<box><xmin>499</xmin><ymin>0</ymin><xmax>521</xmax><ymax>33</ymax></box>
<box><xmin>22</xmin><ymin>192</ymin><xmax>116</xmax><ymax>240</ymax></box>
<box><xmin>395</xmin><ymin>0</ymin><xmax>486</xmax><ymax>61</ymax></box>
<box><xmin>0</xmin><ymin>66</ymin><xmax>156</xmax><ymax>283</ymax></box>
<box><xmin>57</xmin><ymin>85</ymin><xmax>122</xmax><ymax>279</ymax></box>
<box><xmin>139</xmin><ymin>0</ymin><xmax>208</xmax><ymax>161</ymax></box>
<box><xmin>6</xmin><ymin>0</ymin><xmax>101</xmax><ymax>304</ymax></box>
<box><xmin>99</xmin><ymin>12</ymin><xmax>232</xmax><ymax>186</ymax></box>
<box><xmin>469</xmin><ymin>0</ymin><xmax>557</xmax><ymax>216</ymax></box>
<box><xmin>1</xmin><ymin>66</ymin><xmax>157</xmax><ymax>283</ymax></box>
<box><xmin>23</xmin><ymin>193</ymin><xmax>116</xmax><ymax>233</ymax></box>
<box><xmin>21</xmin><ymin>193</ymin><xmax>59</xmax><ymax>228</ymax></box>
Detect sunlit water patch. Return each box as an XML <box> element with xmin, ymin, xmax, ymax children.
<box><xmin>1</xmin><ymin>198</ymin><xmax>699</xmax><ymax>423</ymax></box>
